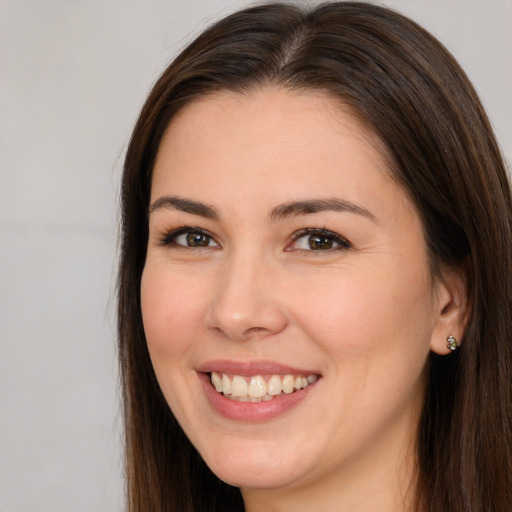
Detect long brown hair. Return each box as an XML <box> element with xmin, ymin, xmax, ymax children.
<box><xmin>118</xmin><ymin>3</ymin><xmax>512</xmax><ymax>510</ymax></box>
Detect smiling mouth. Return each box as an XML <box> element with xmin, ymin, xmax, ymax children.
<box><xmin>209</xmin><ymin>372</ymin><xmax>319</xmax><ymax>402</ymax></box>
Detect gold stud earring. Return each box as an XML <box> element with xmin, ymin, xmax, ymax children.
<box><xmin>447</xmin><ymin>335</ymin><xmax>458</xmax><ymax>351</ymax></box>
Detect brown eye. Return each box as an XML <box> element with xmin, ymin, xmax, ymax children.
<box><xmin>308</xmin><ymin>234</ymin><xmax>334</xmax><ymax>250</ymax></box>
<box><xmin>289</xmin><ymin>229</ymin><xmax>351</xmax><ymax>252</ymax></box>
<box><xmin>160</xmin><ymin>228</ymin><xmax>219</xmax><ymax>248</ymax></box>
<box><xmin>185</xmin><ymin>232</ymin><xmax>212</xmax><ymax>247</ymax></box>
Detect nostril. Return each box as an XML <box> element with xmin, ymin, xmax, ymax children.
<box><xmin>243</xmin><ymin>326</ymin><xmax>270</xmax><ymax>337</ymax></box>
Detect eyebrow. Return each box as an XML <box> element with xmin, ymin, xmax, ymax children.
<box><xmin>149</xmin><ymin>196</ymin><xmax>219</xmax><ymax>219</ymax></box>
<box><xmin>269</xmin><ymin>198</ymin><xmax>377</xmax><ymax>223</ymax></box>
<box><xmin>149</xmin><ymin>195</ymin><xmax>376</xmax><ymax>223</ymax></box>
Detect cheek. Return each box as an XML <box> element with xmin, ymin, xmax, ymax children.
<box><xmin>288</xmin><ymin>262</ymin><xmax>434</xmax><ymax>368</ymax></box>
<box><xmin>140</xmin><ymin>265</ymin><xmax>208</xmax><ymax>359</ymax></box>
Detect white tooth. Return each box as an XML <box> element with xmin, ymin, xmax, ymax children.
<box><xmin>211</xmin><ymin>372</ymin><xmax>223</xmax><ymax>392</ymax></box>
<box><xmin>248</xmin><ymin>375</ymin><xmax>267</xmax><ymax>398</ymax></box>
<box><xmin>301</xmin><ymin>377</ymin><xmax>308</xmax><ymax>389</ymax></box>
<box><xmin>294</xmin><ymin>376</ymin><xmax>302</xmax><ymax>390</ymax></box>
<box><xmin>262</xmin><ymin>394</ymin><xmax>273</xmax><ymax>401</ymax></box>
<box><xmin>222</xmin><ymin>374</ymin><xmax>232</xmax><ymax>395</ymax></box>
<box><xmin>307</xmin><ymin>374</ymin><xmax>318</xmax><ymax>384</ymax></box>
<box><xmin>231</xmin><ymin>375</ymin><xmax>248</xmax><ymax>397</ymax></box>
<box><xmin>283</xmin><ymin>375</ymin><xmax>294</xmax><ymax>394</ymax></box>
<box><xmin>267</xmin><ymin>375</ymin><xmax>282</xmax><ymax>395</ymax></box>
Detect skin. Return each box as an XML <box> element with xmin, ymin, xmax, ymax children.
<box><xmin>141</xmin><ymin>88</ymin><xmax>467</xmax><ymax>512</ymax></box>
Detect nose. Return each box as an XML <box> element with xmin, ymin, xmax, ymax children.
<box><xmin>205</xmin><ymin>251</ymin><xmax>288</xmax><ymax>341</ymax></box>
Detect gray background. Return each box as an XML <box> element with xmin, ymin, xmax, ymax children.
<box><xmin>0</xmin><ymin>1</ymin><xmax>510</xmax><ymax>511</ymax></box>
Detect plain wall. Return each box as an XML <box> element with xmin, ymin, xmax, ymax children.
<box><xmin>0</xmin><ymin>1</ymin><xmax>510</xmax><ymax>511</ymax></box>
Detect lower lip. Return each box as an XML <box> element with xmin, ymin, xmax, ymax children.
<box><xmin>199</xmin><ymin>373</ymin><xmax>317</xmax><ymax>423</ymax></box>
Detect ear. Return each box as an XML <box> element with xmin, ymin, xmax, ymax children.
<box><xmin>429</xmin><ymin>263</ymin><xmax>471</xmax><ymax>355</ymax></box>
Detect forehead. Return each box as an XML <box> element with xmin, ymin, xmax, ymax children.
<box><xmin>162</xmin><ymin>87</ymin><xmax>383</xmax><ymax>148</ymax></box>
<box><xmin>152</xmin><ymin>87</ymin><xmax>396</xmax><ymax>194</ymax></box>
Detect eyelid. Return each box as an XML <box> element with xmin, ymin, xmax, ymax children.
<box><xmin>287</xmin><ymin>227</ymin><xmax>352</xmax><ymax>251</ymax></box>
<box><xmin>156</xmin><ymin>225</ymin><xmax>350</xmax><ymax>251</ymax></box>
<box><xmin>157</xmin><ymin>225</ymin><xmax>220</xmax><ymax>248</ymax></box>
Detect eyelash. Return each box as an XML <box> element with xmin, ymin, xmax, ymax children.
<box><xmin>288</xmin><ymin>228</ymin><xmax>352</xmax><ymax>252</ymax></box>
<box><xmin>158</xmin><ymin>226</ymin><xmax>219</xmax><ymax>248</ymax></box>
<box><xmin>157</xmin><ymin>226</ymin><xmax>352</xmax><ymax>252</ymax></box>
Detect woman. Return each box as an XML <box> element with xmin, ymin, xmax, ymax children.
<box><xmin>118</xmin><ymin>2</ymin><xmax>512</xmax><ymax>511</ymax></box>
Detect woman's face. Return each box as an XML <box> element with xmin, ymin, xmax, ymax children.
<box><xmin>141</xmin><ymin>88</ymin><xmax>459</xmax><ymax>501</ymax></box>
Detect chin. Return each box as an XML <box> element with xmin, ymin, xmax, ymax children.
<box><xmin>200</xmin><ymin>440</ymin><xmax>303</xmax><ymax>490</ymax></box>
<box><xmin>212</xmin><ymin>462</ymin><xmax>296</xmax><ymax>490</ymax></box>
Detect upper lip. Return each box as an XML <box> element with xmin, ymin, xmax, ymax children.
<box><xmin>196</xmin><ymin>359</ymin><xmax>320</xmax><ymax>376</ymax></box>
